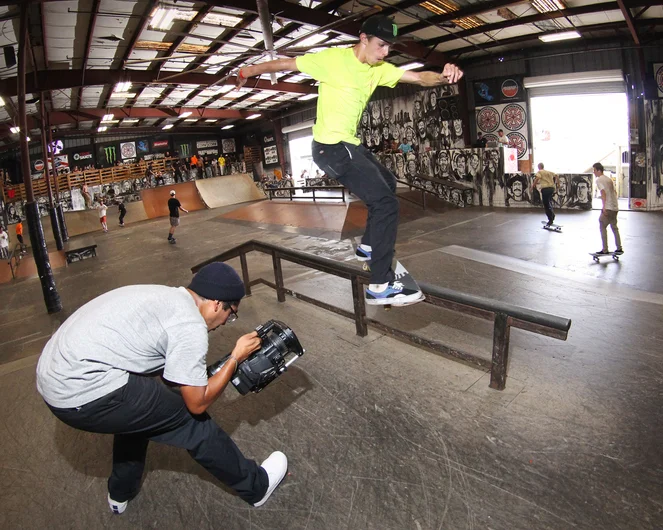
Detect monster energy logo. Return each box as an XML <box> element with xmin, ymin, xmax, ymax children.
<box><xmin>104</xmin><ymin>146</ymin><xmax>117</xmax><ymax>165</ymax></box>
<box><xmin>180</xmin><ymin>144</ymin><xmax>190</xmax><ymax>158</ymax></box>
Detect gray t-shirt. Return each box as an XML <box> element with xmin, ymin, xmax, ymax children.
<box><xmin>36</xmin><ymin>285</ymin><xmax>209</xmax><ymax>408</ymax></box>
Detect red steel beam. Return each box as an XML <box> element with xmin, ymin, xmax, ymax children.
<box><xmin>0</xmin><ymin>69</ymin><xmax>317</xmax><ymax>97</ymax></box>
<box><xmin>616</xmin><ymin>0</ymin><xmax>640</xmax><ymax>45</ymax></box>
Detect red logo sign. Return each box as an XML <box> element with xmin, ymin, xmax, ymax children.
<box><xmin>34</xmin><ymin>160</ymin><xmax>45</xmax><ymax>171</ymax></box>
<box><xmin>501</xmin><ymin>79</ymin><xmax>519</xmax><ymax>99</ymax></box>
<box><xmin>153</xmin><ymin>140</ymin><xmax>169</xmax><ymax>148</ymax></box>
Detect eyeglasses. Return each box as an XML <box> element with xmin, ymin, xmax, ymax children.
<box><xmin>227</xmin><ymin>305</ymin><xmax>239</xmax><ymax>323</ymax></box>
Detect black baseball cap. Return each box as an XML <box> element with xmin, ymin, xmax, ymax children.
<box><xmin>360</xmin><ymin>15</ymin><xmax>399</xmax><ymax>44</ymax></box>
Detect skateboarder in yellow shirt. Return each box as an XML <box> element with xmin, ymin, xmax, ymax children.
<box><xmin>236</xmin><ymin>15</ymin><xmax>462</xmax><ymax>306</ymax></box>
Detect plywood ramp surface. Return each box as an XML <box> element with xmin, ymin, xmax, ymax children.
<box><xmin>141</xmin><ymin>182</ymin><xmax>206</xmax><ymax>219</ymax></box>
<box><xmin>195</xmin><ymin>174</ymin><xmax>266</xmax><ymax>208</ymax></box>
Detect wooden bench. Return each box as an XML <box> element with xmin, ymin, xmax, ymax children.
<box><xmin>63</xmin><ymin>235</ymin><xmax>98</xmax><ymax>264</ymax></box>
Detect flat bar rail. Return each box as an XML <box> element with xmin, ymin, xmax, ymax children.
<box><xmin>264</xmin><ymin>185</ymin><xmax>347</xmax><ymax>202</ymax></box>
<box><xmin>193</xmin><ymin>240</ymin><xmax>571</xmax><ymax>390</ymax></box>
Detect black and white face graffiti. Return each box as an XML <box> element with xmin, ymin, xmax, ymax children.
<box><xmin>413</xmin><ymin>100</ymin><xmax>422</xmax><ymax>117</ymax></box>
<box><xmin>384</xmin><ymin>156</ymin><xmax>394</xmax><ymax>172</ymax></box>
<box><xmin>361</xmin><ymin>109</ymin><xmax>369</xmax><ymax>128</ymax></box>
<box><xmin>405</xmin><ymin>126</ymin><xmax>415</xmax><ymax>144</ymax></box>
<box><xmin>417</xmin><ymin>119</ymin><xmax>426</xmax><ymax>139</ymax></box>
<box><xmin>575</xmin><ymin>179</ymin><xmax>590</xmax><ymax>203</ymax></box>
<box><xmin>372</xmin><ymin>128</ymin><xmax>381</xmax><ymax>147</ymax></box>
<box><xmin>468</xmin><ymin>153</ymin><xmax>480</xmax><ymax>175</ymax></box>
<box><xmin>383</xmin><ymin>102</ymin><xmax>393</xmax><ymax>122</ymax></box>
<box><xmin>557</xmin><ymin>176</ymin><xmax>568</xmax><ymax>198</ymax></box>
<box><xmin>371</xmin><ymin>103</ymin><xmax>381</xmax><ymax>125</ymax></box>
<box><xmin>390</xmin><ymin>124</ymin><xmax>400</xmax><ymax>142</ymax></box>
<box><xmin>440</xmin><ymin>121</ymin><xmax>450</xmax><ymax>136</ymax></box>
<box><xmin>427</xmin><ymin>117</ymin><xmax>440</xmax><ymax>139</ymax></box>
<box><xmin>450</xmin><ymin>189</ymin><xmax>462</xmax><ymax>206</ymax></box>
<box><xmin>420</xmin><ymin>154</ymin><xmax>431</xmax><ymax>176</ymax></box>
<box><xmin>395</xmin><ymin>155</ymin><xmax>405</xmax><ymax>177</ymax></box>
<box><xmin>454</xmin><ymin>154</ymin><xmax>467</xmax><ymax>178</ymax></box>
<box><xmin>407</xmin><ymin>158</ymin><xmax>417</xmax><ymax>178</ymax></box>
<box><xmin>490</xmin><ymin>149</ymin><xmax>500</xmax><ymax>166</ymax></box>
<box><xmin>429</xmin><ymin>91</ymin><xmax>437</xmax><ymax>111</ymax></box>
<box><xmin>437</xmin><ymin>152</ymin><xmax>450</xmax><ymax>175</ymax></box>
<box><xmin>453</xmin><ymin>120</ymin><xmax>463</xmax><ymax>136</ymax></box>
<box><xmin>382</xmin><ymin>125</ymin><xmax>390</xmax><ymax>141</ymax></box>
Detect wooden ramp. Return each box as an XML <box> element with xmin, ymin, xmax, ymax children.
<box><xmin>140</xmin><ymin>181</ymin><xmax>207</xmax><ymax>219</ymax></box>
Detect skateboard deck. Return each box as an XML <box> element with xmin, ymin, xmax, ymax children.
<box><xmin>356</xmin><ymin>244</ymin><xmax>424</xmax><ymax>307</ymax></box>
<box><xmin>590</xmin><ymin>252</ymin><xmax>620</xmax><ymax>262</ymax></box>
<box><xmin>541</xmin><ymin>221</ymin><xmax>562</xmax><ymax>232</ymax></box>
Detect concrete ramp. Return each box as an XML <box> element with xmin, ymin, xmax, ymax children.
<box><xmin>141</xmin><ymin>181</ymin><xmax>206</xmax><ymax>219</ymax></box>
<box><xmin>195</xmin><ymin>173</ymin><xmax>266</xmax><ymax>209</ymax></box>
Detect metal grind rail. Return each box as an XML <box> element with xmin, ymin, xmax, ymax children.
<box><xmin>192</xmin><ymin>241</ymin><xmax>572</xmax><ymax>390</ymax></box>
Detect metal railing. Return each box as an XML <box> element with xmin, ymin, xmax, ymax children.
<box><xmin>192</xmin><ymin>240</ymin><xmax>572</xmax><ymax>390</ymax></box>
<box><xmin>263</xmin><ymin>185</ymin><xmax>347</xmax><ymax>202</ymax></box>
<box><xmin>7</xmin><ymin>243</ymin><xmax>25</xmax><ymax>279</ymax></box>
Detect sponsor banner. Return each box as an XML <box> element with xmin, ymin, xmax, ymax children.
<box><xmin>179</xmin><ymin>143</ymin><xmax>191</xmax><ymax>158</ymax></box>
<box><xmin>474</xmin><ymin>77</ymin><xmax>526</xmax><ymax>105</ymax></box>
<box><xmin>120</xmin><ymin>141</ymin><xmax>137</xmax><ymax>160</ymax></box>
<box><xmin>136</xmin><ymin>139</ymin><xmax>149</xmax><ymax>154</ymax></box>
<box><xmin>196</xmin><ymin>139</ymin><xmax>218</xmax><ymax>149</ymax></box>
<box><xmin>263</xmin><ymin>134</ymin><xmax>275</xmax><ymax>145</ymax></box>
<box><xmin>221</xmin><ymin>138</ymin><xmax>236</xmax><ymax>153</ymax></box>
<box><xmin>72</xmin><ymin>151</ymin><xmax>94</xmax><ymax>162</ymax></box>
<box><xmin>33</xmin><ymin>159</ymin><xmax>45</xmax><ymax>172</ymax></box>
<box><xmin>655</xmin><ymin>63</ymin><xmax>663</xmax><ymax>98</ymax></box>
<box><xmin>152</xmin><ymin>139</ymin><xmax>170</xmax><ymax>150</ymax></box>
<box><xmin>264</xmin><ymin>145</ymin><xmax>279</xmax><ymax>165</ymax></box>
<box><xmin>98</xmin><ymin>144</ymin><xmax>118</xmax><ymax>166</ymax></box>
<box><xmin>198</xmin><ymin>148</ymin><xmax>219</xmax><ymax>156</ymax></box>
<box><xmin>143</xmin><ymin>153</ymin><xmax>166</xmax><ymax>161</ymax></box>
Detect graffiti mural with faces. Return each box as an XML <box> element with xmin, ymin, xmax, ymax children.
<box><xmin>645</xmin><ymin>99</ymin><xmax>663</xmax><ymax>209</ymax></box>
<box><xmin>358</xmin><ymin>84</ymin><xmax>465</xmax><ymax>161</ymax></box>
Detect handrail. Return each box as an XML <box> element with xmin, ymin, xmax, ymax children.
<box><xmin>263</xmin><ymin>185</ymin><xmax>347</xmax><ymax>202</ymax></box>
<box><xmin>7</xmin><ymin>242</ymin><xmax>24</xmax><ymax>279</ymax></box>
<box><xmin>193</xmin><ymin>240</ymin><xmax>572</xmax><ymax>390</ymax></box>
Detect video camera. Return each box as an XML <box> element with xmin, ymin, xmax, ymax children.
<box><xmin>207</xmin><ymin>320</ymin><xmax>305</xmax><ymax>395</ymax></box>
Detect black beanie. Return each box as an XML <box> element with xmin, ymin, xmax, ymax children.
<box><xmin>187</xmin><ymin>262</ymin><xmax>245</xmax><ymax>301</ymax></box>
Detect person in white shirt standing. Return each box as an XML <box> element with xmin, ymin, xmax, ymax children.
<box><xmin>97</xmin><ymin>199</ymin><xmax>108</xmax><ymax>233</ymax></box>
<box><xmin>0</xmin><ymin>225</ymin><xmax>9</xmax><ymax>260</ymax></box>
<box><xmin>593</xmin><ymin>162</ymin><xmax>623</xmax><ymax>255</ymax></box>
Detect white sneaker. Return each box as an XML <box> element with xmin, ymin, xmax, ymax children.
<box><xmin>108</xmin><ymin>493</ymin><xmax>128</xmax><ymax>514</ymax></box>
<box><xmin>253</xmin><ymin>451</ymin><xmax>287</xmax><ymax>508</ymax></box>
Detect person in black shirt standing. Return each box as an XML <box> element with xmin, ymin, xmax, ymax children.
<box><xmin>118</xmin><ymin>200</ymin><xmax>127</xmax><ymax>227</ymax></box>
<box><xmin>167</xmin><ymin>190</ymin><xmax>188</xmax><ymax>244</ymax></box>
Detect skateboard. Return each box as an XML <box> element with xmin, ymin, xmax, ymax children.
<box><xmin>541</xmin><ymin>221</ymin><xmax>562</xmax><ymax>232</ymax></box>
<box><xmin>357</xmin><ymin>246</ymin><xmax>424</xmax><ymax>307</ymax></box>
<box><xmin>590</xmin><ymin>252</ymin><xmax>620</xmax><ymax>263</ymax></box>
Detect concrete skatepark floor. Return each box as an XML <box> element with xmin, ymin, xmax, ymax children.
<box><xmin>0</xmin><ymin>200</ymin><xmax>661</xmax><ymax>529</ymax></box>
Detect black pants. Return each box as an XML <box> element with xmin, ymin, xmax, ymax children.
<box><xmin>119</xmin><ymin>212</ymin><xmax>126</xmax><ymax>224</ymax></box>
<box><xmin>541</xmin><ymin>187</ymin><xmax>555</xmax><ymax>223</ymax></box>
<box><xmin>312</xmin><ymin>140</ymin><xmax>398</xmax><ymax>284</ymax></box>
<box><xmin>47</xmin><ymin>374</ymin><xmax>268</xmax><ymax>504</ymax></box>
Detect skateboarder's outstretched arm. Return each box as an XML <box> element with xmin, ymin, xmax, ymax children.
<box><xmin>399</xmin><ymin>64</ymin><xmax>463</xmax><ymax>86</ymax></box>
<box><xmin>235</xmin><ymin>58</ymin><xmax>299</xmax><ymax>88</ymax></box>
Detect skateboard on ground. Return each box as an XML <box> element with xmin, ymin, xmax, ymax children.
<box><xmin>541</xmin><ymin>221</ymin><xmax>562</xmax><ymax>232</ymax></box>
<box><xmin>590</xmin><ymin>252</ymin><xmax>620</xmax><ymax>263</ymax></box>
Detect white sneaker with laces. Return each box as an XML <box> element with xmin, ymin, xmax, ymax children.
<box><xmin>108</xmin><ymin>493</ymin><xmax>128</xmax><ymax>514</ymax></box>
<box><xmin>253</xmin><ymin>451</ymin><xmax>287</xmax><ymax>508</ymax></box>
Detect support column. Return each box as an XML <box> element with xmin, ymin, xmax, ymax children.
<box><xmin>40</xmin><ymin>93</ymin><xmax>63</xmax><ymax>250</ymax></box>
<box><xmin>18</xmin><ymin>3</ymin><xmax>61</xmax><ymax>314</ymax></box>
<box><xmin>46</xmin><ymin>116</ymin><xmax>69</xmax><ymax>241</ymax></box>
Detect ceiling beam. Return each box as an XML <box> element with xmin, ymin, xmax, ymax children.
<box><xmin>121</xmin><ymin>0</ymin><xmax>158</xmax><ymax>70</ymax></box>
<box><xmin>77</xmin><ymin>0</ymin><xmax>101</xmax><ymax>110</ymax></box>
<box><xmin>400</xmin><ymin>0</ymin><xmax>528</xmax><ymax>36</ymax></box>
<box><xmin>616</xmin><ymin>0</ymin><xmax>640</xmax><ymax>45</ymax></box>
<box><xmin>450</xmin><ymin>18</ymin><xmax>663</xmax><ymax>57</ymax></box>
<box><xmin>423</xmin><ymin>2</ymin><xmax>620</xmax><ymax>47</ymax></box>
<box><xmin>0</xmin><ymin>69</ymin><xmax>317</xmax><ymax>98</ymax></box>
<box><xmin>199</xmin><ymin>0</ymin><xmax>449</xmax><ymax>65</ymax></box>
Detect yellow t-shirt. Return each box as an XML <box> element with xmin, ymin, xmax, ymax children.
<box><xmin>536</xmin><ymin>169</ymin><xmax>557</xmax><ymax>189</ymax></box>
<box><xmin>296</xmin><ymin>47</ymin><xmax>404</xmax><ymax>145</ymax></box>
